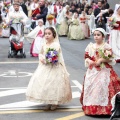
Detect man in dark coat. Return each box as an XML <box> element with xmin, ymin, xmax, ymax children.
<box><xmin>33</xmin><ymin>0</ymin><xmax>48</xmax><ymax>25</ymax></box>
<box><xmin>94</xmin><ymin>0</ymin><xmax>107</xmax><ymax>30</ymax></box>
<box><xmin>19</xmin><ymin>0</ymin><xmax>28</xmax><ymax>16</ymax></box>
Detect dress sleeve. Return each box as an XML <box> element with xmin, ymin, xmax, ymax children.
<box><xmin>84</xmin><ymin>43</ymin><xmax>93</xmax><ymax>67</ymax></box>
<box><xmin>39</xmin><ymin>44</ymin><xmax>45</xmax><ymax>61</ymax></box>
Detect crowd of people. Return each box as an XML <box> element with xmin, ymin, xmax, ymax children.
<box><xmin>0</xmin><ymin>0</ymin><xmax>120</xmax><ymax>118</ymax></box>
<box><xmin>0</xmin><ymin>0</ymin><xmax>119</xmax><ymax>59</ymax></box>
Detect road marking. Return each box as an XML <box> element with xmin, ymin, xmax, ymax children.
<box><xmin>0</xmin><ymin>80</ymin><xmax>82</xmax><ymax>111</ymax></box>
<box><xmin>0</xmin><ymin>89</ymin><xmax>26</xmax><ymax>97</ymax></box>
<box><xmin>0</xmin><ymin>108</ymin><xmax>82</xmax><ymax>114</ymax></box>
<box><xmin>72</xmin><ymin>80</ymin><xmax>83</xmax><ymax>90</ymax></box>
<box><xmin>72</xmin><ymin>91</ymin><xmax>80</xmax><ymax>98</ymax></box>
<box><xmin>0</xmin><ymin>106</ymin><xmax>82</xmax><ymax>111</ymax></box>
<box><xmin>0</xmin><ymin>61</ymin><xmax>38</xmax><ymax>64</ymax></box>
<box><xmin>0</xmin><ymin>88</ymin><xmax>81</xmax><ymax>110</ymax></box>
<box><xmin>0</xmin><ymin>87</ymin><xmax>27</xmax><ymax>90</ymax></box>
<box><xmin>0</xmin><ymin>70</ymin><xmax>33</xmax><ymax>77</ymax></box>
<box><xmin>56</xmin><ymin>112</ymin><xmax>85</xmax><ymax>120</ymax></box>
<box><xmin>0</xmin><ymin>110</ymin><xmax>43</xmax><ymax>114</ymax></box>
<box><xmin>0</xmin><ymin>101</ymin><xmax>42</xmax><ymax>109</ymax></box>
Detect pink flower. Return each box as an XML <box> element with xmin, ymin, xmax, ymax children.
<box><xmin>104</xmin><ymin>50</ymin><xmax>112</xmax><ymax>57</ymax></box>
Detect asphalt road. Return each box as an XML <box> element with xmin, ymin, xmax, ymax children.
<box><xmin>0</xmin><ymin>35</ymin><xmax>120</xmax><ymax>120</ymax></box>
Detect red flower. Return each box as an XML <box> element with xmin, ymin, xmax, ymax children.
<box><xmin>52</xmin><ymin>56</ymin><xmax>58</xmax><ymax>61</ymax></box>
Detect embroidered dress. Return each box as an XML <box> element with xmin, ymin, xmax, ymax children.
<box><xmin>26</xmin><ymin>42</ymin><xmax>72</xmax><ymax>104</ymax></box>
<box><xmin>57</xmin><ymin>5</ymin><xmax>69</xmax><ymax>36</ymax></box>
<box><xmin>26</xmin><ymin>25</ymin><xmax>44</xmax><ymax>57</ymax></box>
<box><xmin>80</xmin><ymin>17</ymin><xmax>90</xmax><ymax>38</ymax></box>
<box><xmin>68</xmin><ymin>19</ymin><xmax>84</xmax><ymax>40</ymax></box>
<box><xmin>80</xmin><ymin>42</ymin><xmax>120</xmax><ymax>115</ymax></box>
<box><xmin>109</xmin><ymin>16</ymin><xmax>120</xmax><ymax>61</ymax></box>
<box><xmin>30</xmin><ymin>30</ymin><xmax>44</xmax><ymax>57</ymax></box>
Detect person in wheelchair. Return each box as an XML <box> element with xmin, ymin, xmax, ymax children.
<box><xmin>7</xmin><ymin>2</ymin><xmax>28</xmax><ymax>57</ymax></box>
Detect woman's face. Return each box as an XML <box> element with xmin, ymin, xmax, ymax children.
<box><xmin>48</xmin><ymin>20</ymin><xmax>52</xmax><ymax>24</ymax></box>
<box><xmin>74</xmin><ymin>13</ymin><xmax>78</xmax><ymax>18</ymax></box>
<box><xmin>82</xmin><ymin>11</ymin><xmax>85</xmax><ymax>16</ymax></box>
<box><xmin>93</xmin><ymin>31</ymin><xmax>104</xmax><ymax>44</ymax></box>
<box><xmin>38</xmin><ymin>21</ymin><xmax>43</xmax><ymax>26</ymax></box>
<box><xmin>88</xmin><ymin>8</ymin><xmax>93</xmax><ymax>13</ymax></box>
<box><xmin>77</xmin><ymin>8</ymin><xmax>80</xmax><ymax>11</ymax></box>
<box><xmin>66</xmin><ymin>6</ymin><xmax>70</xmax><ymax>11</ymax></box>
<box><xmin>45</xmin><ymin>29</ymin><xmax>54</xmax><ymax>42</ymax></box>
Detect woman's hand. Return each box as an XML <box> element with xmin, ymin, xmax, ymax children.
<box><xmin>95</xmin><ymin>58</ymin><xmax>104</xmax><ymax>66</ymax></box>
<box><xmin>87</xmin><ymin>59</ymin><xmax>95</xmax><ymax>69</ymax></box>
<box><xmin>40</xmin><ymin>58</ymin><xmax>46</xmax><ymax>64</ymax></box>
<box><xmin>88</xmin><ymin>59</ymin><xmax>96</xmax><ymax>66</ymax></box>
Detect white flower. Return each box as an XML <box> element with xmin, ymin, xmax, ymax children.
<box><xmin>52</xmin><ymin>53</ymin><xmax>55</xmax><ymax>56</ymax></box>
<box><xmin>48</xmin><ymin>58</ymin><xmax>52</xmax><ymax>62</ymax></box>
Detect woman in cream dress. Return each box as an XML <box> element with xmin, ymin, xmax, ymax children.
<box><xmin>80</xmin><ymin>11</ymin><xmax>90</xmax><ymax>39</ymax></box>
<box><xmin>57</xmin><ymin>5</ymin><xmax>70</xmax><ymax>36</ymax></box>
<box><xmin>68</xmin><ymin>12</ymin><xmax>84</xmax><ymax>40</ymax></box>
<box><xmin>26</xmin><ymin>27</ymin><xmax>72</xmax><ymax>110</ymax></box>
<box><xmin>109</xmin><ymin>5</ymin><xmax>120</xmax><ymax>63</ymax></box>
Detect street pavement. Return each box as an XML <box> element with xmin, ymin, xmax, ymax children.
<box><xmin>0</xmin><ymin>36</ymin><xmax>120</xmax><ymax>120</ymax></box>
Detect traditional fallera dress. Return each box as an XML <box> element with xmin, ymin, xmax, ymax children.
<box><xmin>80</xmin><ymin>42</ymin><xmax>120</xmax><ymax>115</ymax></box>
<box><xmin>80</xmin><ymin>16</ymin><xmax>90</xmax><ymax>38</ymax></box>
<box><xmin>88</xmin><ymin>13</ymin><xmax>95</xmax><ymax>35</ymax></box>
<box><xmin>109</xmin><ymin>16</ymin><xmax>120</xmax><ymax>61</ymax></box>
<box><xmin>26</xmin><ymin>41</ymin><xmax>72</xmax><ymax>105</ymax></box>
<box><xmin>68</xmin><ymin>19</ymin><xmax>84</xmax><ymax>40</ymax></box>
<box><xmin>26</xmin><ymin>25</ymin><xmax>44</xmax><ymax>57</ymax></box>
<box><xmin>57</xmin><ymin>5</ymin><xmax>69</xmax><ymax>36</ymax></box>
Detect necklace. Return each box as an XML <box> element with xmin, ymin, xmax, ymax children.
<box><xmin>95</xmin><ymin>42</ymin><xmax>105</xmax><ymax>50</ymax></box>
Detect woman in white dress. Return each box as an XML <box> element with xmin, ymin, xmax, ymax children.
<box><xmin>26</xmin><ymin>19</ymin><xmax>44</xmax><ymax>57</ymax></box>
<box><xmin>57</xmin><ymin>5</ymin><xmax>70</xmax><ymax>36</ymax></box>
<box><xmin>109</xmin><ymin>5</ymin><xmax>120</xmax><ymax>62</ymax></box>
<box><xmin>26</xmin><ymin>27</ymin><xmax>72</xmax><ymax>110</ymax></box>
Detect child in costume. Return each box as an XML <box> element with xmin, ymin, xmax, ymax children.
<box><xmin>80</xmin><ymin>28</ymin><xmax>120</xmax><ymax>115</ymax></box>
<box><xmin>26</xmin><ymin>27</ymin><xmax>72</xmax><ymax>110</ymax></box>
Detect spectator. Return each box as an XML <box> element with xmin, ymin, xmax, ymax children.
<box><xmin>34</xmin><ymin>0</ymin><xmax>48</xmax><ymax>25</ymax></box>
<box><xmin>76</xmin><ymin>7</ymin><xmax>81</xmax><ymax>15</ymax></box>
<box><xmin>70</xmin><ymin>5</ymin><xmax>77</xmax><ymax>14</ymax></box>
<box><xmin>19</xmin><ymin>0</ymin><xmax>28</xmax><ymax>16</ymax></box>
<box><xmin>94</xmin><ymin>0</ymin><xmax>107</xmax><ymax>30</ymax></box>
<box><xmin>103</xmin><ymin>0</ymin><xmax>110</xmax><ymax>9</ymax></box>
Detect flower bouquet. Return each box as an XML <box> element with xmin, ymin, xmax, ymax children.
<box><xmin>96</xmin><ymin>49</ymin><xmax>113</xmax><ymax>68</ymax></box>
<box><xmin>1</xmin><ymin>22</ymin><xmax>9</xmax><ymax>29</ymax></box>
<box><xmin>3</xmin><ymin>2</ymin><xmax>11</xmax><ymax>12</ymax></box>
<box><xmin>45</xmin><ymin>48</ymin><xmax>59</xmax><ymax>65</ymax></box>
<box><xmin>107</xmin><ymin>17</ymin><xmax>116</xmax><ymax>27</ymax></box>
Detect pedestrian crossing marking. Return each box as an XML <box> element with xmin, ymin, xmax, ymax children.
<box><xmin>0</xmin><ymin>89</ymin><xmax>26</xmax><ymax>97</ymax></box>
<box><xmin>0</xmin><ymin>61</ymin><xmax>38</xmax><ymax>64</ymax></box>
<box><xmin>0</xmin><ymin>80</ymin><xmax>82</xmax><ymax>111</ymax></box>
<box><xmin>0</xmin><ymin>101</ymin><xmax>42</xmax><ymax>109</ymax></box>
